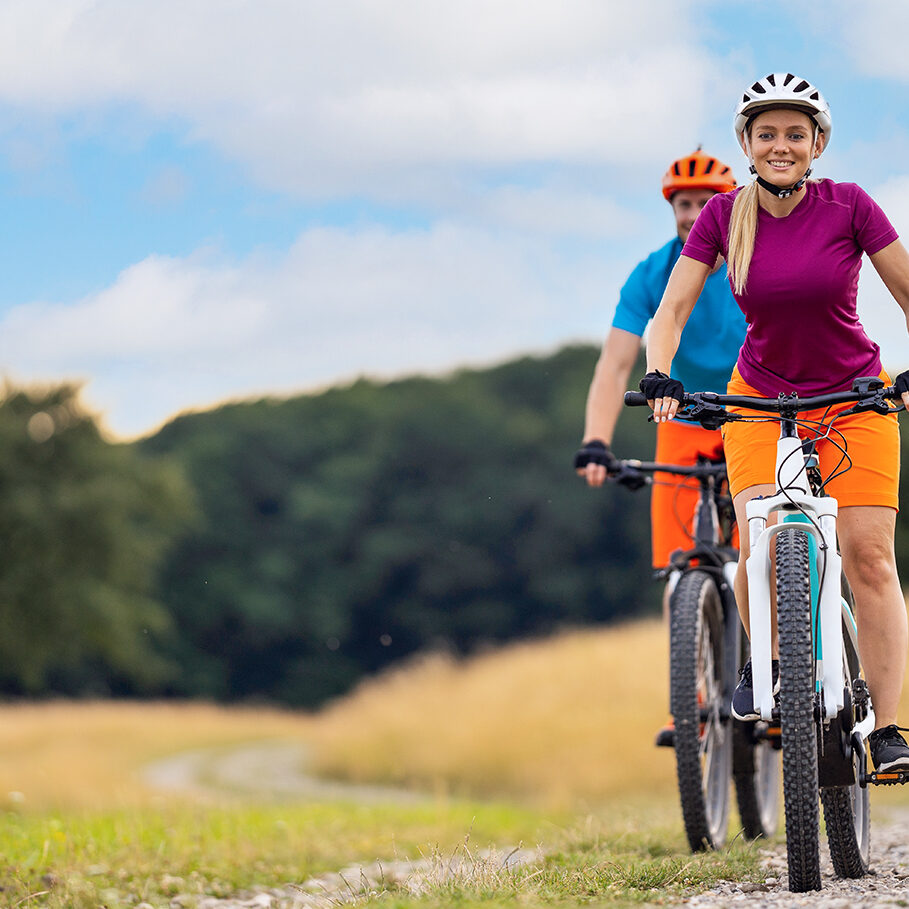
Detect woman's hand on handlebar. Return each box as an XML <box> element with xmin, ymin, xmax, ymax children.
<box><xmin>895</xmin><ymin>370</ymin><xmax>909</xmax><ymax>410</ymax></box>
<box><xmin>639</xmin><ymin>370</ymin><xmax>685</xmax><ymax>422</ymax></box>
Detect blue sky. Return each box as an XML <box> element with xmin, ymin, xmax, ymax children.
<box><xmin>0</xmin><ymin>0</ymin><xmax>907</xmax><ymax>437</ymax></box>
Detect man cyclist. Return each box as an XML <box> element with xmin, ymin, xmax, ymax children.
<box><xmin>574</xmin><ymin>149</ymin><xmax>745</xmax><ymax>744</ymax></box>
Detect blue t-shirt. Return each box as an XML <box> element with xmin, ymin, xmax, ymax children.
<box><xmin>612</xmin><ymin>236</ymin><xmax>746</xmax><ymax>395</ymax></box>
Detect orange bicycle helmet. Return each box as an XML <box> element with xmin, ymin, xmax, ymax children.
<box><xmin>661</xmin><ymin>148</ymin><xmax>736</xmax><ymax>201</ymax></box>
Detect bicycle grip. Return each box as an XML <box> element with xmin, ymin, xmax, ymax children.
<box><xmin>624</xmin><ymin>391</ymin><xmax>648</xmax><ymax>407</ymax></box>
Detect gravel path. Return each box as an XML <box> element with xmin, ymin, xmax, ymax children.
<box><xmin>143</xmin><ymin>742</ymin><xmax>537</xmax><ymax>908</ymax></box>
<box><xmin>143</xmin><ymin>745</ymin><xmax>909</xmax><ymax>907</ymax></box>
<box><xmin>144</xmin><ymin>741</ymin><xmax>425</xmax><ymax>803</ymax></box>
<box><xmin>147</xmin><ymin>847</ymin><xmax>542</xmax><ymax>909</ymax></box>
<box><xmin>685</xmin><ymin>805</ymin><xmax>909</xmax><ymax>908</ymax></box>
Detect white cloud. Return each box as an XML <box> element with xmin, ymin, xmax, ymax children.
<box><xmin>0</xmin><ymin>224</ymin><xmax>627</xmax><ymax>437</ymax></box>
<box><xmin>0</xmin><ymin>0</ymin><xmax>727</xmax><ymax>197</ymax></box>
<box><xmin>828</xmin><ymin>0</ymin><xmax>909</xmax><ymax>81</ymax></box>
<box><xmin>0</xmin><ymin>0</ymin><xmax>722</xmax><ymax>433</ymax></box>
<box><xmin>465</xmin><ymin>185</ymin><xmax>645</xmax><ymax>238</ymax></box>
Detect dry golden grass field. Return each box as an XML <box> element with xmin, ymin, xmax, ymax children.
<box><xmin>0</xmin><ymin>700</ymin><xmax>314</xmax><ymax>811</ymax></box>
<box><xmin>4</xmin><ymin>616</ymin><xmax>909</xmax><ymax>813</ymax></box>
<box><xmin>307</xmin><ymin>618</ymin><xmax>676</xmax><ymax>808</ymax></box>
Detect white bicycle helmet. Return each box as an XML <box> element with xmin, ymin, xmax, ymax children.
<box><xmin>734</xmin><ymin>73</ymin><xmax>832</xmax><ymax>148</ymax></box>
<box><xmin>734</xmin><ymin>73</ymin><xmax>831</xmax><ymax>198</ymax></box>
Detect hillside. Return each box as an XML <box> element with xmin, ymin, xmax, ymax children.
<box><xmin>140</xmin><ymin>344</ymin><xmax>661</xmax><ymax>707</ymax></box>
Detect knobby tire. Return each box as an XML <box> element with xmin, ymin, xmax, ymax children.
<box><xmin>776</xmin><ymin>528</ymin><xmax>821</xmax><ymax>892</ymax></box>
<box><xmin>670</xmin><ymin>569</ymin><xmax>731</xmax><ymax>851</ymax></box>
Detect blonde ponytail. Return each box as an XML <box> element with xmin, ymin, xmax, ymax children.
<box><xmin>726</xmin><ymin>181</ymin><xmax>759</xmax><ymax>295</ymax></box>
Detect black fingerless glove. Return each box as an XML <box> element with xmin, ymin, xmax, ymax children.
<box><xmin>895</xmin><ymin>370</ymin><xmax>909</xmax><ymax>397</ymax></box>
<box><xmin>573</xmin><ymin>439</ymin><xmax>619</xmax><ymax>471</ymax></box>
<box><xmin>639</xmin><ymin>370</ymin><xmax>685</xmax><ymax>404</ymax></box>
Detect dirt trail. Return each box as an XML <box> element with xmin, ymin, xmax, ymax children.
<box><xmin>144</xmin><ymin>743</ymin><xmax>909</xmax><ymax>907</ymax></box>
<box><xmin>143</xmin><ymin>740</ymin><xmax>425</xmax><ymax>803</ymax></box>
<box><xmin>141</xmin><ymin>741</ymin><xmax>540</xmax><ymax>907</ymax></box>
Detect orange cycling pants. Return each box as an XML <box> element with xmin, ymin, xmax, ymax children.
<box><xmin>721</xmin><ymin>367</ymin><xmax>900</xmax><ymax>509</ymax></box>
<box><xmin>652</xmin><ymin>419</ymin><xmax>736</xmax><ymax>569</ymax></box>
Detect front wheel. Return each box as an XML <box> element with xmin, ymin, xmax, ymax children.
<box><xmin>670</xmin><ymin>569</ymin><xmax>732</xmax><ymax>851</ymax></box>
<box><xmin>776</xmin><ymin>527</ymin><xmax>821</xmax><ymax>892</ymax></box>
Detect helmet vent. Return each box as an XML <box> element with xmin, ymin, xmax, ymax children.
<box><xmin>688</xmin><ymin>159</ymin><xmax>696</xmax><ymax>176</ymax></box>
<box><xmin>794</xmin><ymin>80</ymin><xmax>810</xmax><ymax>93</ymax></box>
<box><xmin>783</xmin><ymin>73</ymin><xmax>795</xmax><ymax>86</ymax></box>
<box><xmin>704</xmin><ymin>159</ymin><xmax>715</xmax><ymax>174</ymax></box>
<box><xmin>767</xmin><ymin>73</ymin><xmax>776</xmax><ymax>86</ymax></box>
<box><xmin>810</xmin><ymin>91</ymin><xmax>820</xmax><ymax>100</ymax></box>
<box><xmin>673</xmin><ymin>163</ymin><xmax>681</xmax><ymax>176</ymax></box>
<box><xmin>752</xmin><ymin>81</ymin><xmax>767</xmax><ymax>94</ymax></box>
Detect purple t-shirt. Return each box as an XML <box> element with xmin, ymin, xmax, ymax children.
<box><xmin>682</xmin><ymin>180</ymin><xmax>898</xmax><ymax>396</ymax></box>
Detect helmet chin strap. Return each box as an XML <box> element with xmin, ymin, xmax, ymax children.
<box><xmin>744</xmin><ymin>125</ymin><xmax>818</xmax><ymax>199</ymax></box>
<box><xmin>750</xmin><ymin>168</ymin><xmax>812</xmax><ymax>199</ymax></box>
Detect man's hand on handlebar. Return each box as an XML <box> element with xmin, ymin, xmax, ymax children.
<box><xmin>574</xmin><ymin>439</ymin><xmax>619</xmax><ymax>487</ymax></box>
<box><xmin>639</xmin><ymin>370</ymin><xmax>685</xmax><ymax>422</ymax></box>
<box><xmin>573</xmin><ymin>440</ymin><xmax>648</xmax><ymax>490</ymax></box>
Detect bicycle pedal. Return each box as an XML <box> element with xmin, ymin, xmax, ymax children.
<box><xmin>864</xmin><ymin>770</ymin><xmax>909</xmax><ymax>786</ymax></box>
<box><xmin>752</xmin><ymin>721</ymin><xmax>782</xmax><ymax>743</ymax></box>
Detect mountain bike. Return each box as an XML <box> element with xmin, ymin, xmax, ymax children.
<box><xmin>626</xmin><ymin>376</ymin><xmax>907</xmax><ymax>892</ymax></box>
<box><xmin>603</xmin><ymin>456</ymin><xmax>779</xmax><ymax>851</ymax></box>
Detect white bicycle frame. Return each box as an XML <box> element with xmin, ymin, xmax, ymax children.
<box><xmin>745</xmin><ymin>431</ymin><xmax>876</xmax><ymax>739</ymax></box>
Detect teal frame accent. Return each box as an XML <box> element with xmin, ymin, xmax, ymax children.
<box><xmin>783</xmin><ymin>514</ymin><xmax>822</xmax><ymax>688</ymax></box>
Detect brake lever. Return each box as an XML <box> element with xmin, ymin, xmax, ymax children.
<box><xmin>847</xmin><ymin>376</ymin><xmax>897</xmax><ymax>415</ymax></box>
<box><xmin>680</xmin><ymin>399</ymin><xmax>734</xmax><ymax>431</ymax></box>
<box><xmin>607</xmin><ymin>463</ymin><xmax>650</xmax><ymax>491</ymax></box>
<box><xmin>837</xmin><ymin>395</ymin><xmax>900</xmax><ymax>419</ymax></box>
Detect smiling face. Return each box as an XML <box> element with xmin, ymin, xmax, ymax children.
<box><xmin>670</xmin><ymin>188</ymin><xmax>717</xmax><ymax>242</ymax></box>
<box><xmin>745</xmin><ymin>108</ymin><xmax>825</xmax><ymax>188</ymax></box>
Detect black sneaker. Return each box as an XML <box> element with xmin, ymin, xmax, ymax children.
<box><xmin>868</xmin><ymin>725</ymin><xmax>909</xmax><ymax>772</ymax></box>
<box><xmin>655</xmin><ymin>722</ymin><xmax>675</xmax><ymax>747</ymax></box>
<box><xmin>731</xmin><ymin>658</ymin><xmax>780</xmax><ymax>721</ymax></box>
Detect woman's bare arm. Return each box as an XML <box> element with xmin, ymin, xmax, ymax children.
<box><xmin>646</xmin><ymin>255</ymin><xmax>711</xmax><ymax>421</ymax></box>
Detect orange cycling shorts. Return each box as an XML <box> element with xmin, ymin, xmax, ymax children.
<box><xmin>652</xmin><ymin>419</ymin><xmax>737</xmax><ymax>568</ymax></box>
<box><xmin>720</xmin><ymin>367</ymin><xmax>900</xmax><ymax>510</ymax></box>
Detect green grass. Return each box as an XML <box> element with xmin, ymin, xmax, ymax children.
<box><xmin>376</xmin><ymin>818</ymin><xmax>766</xmax><ymax>908</ymax></box>
<box><xmin>0</xmin><ymin>798</ymin><xmax>548</xmax><ymax>907</ymax></box>
<box><xmin>0</xmin><ymin>797</ymin><xmax>767</xmax><ymax>908</ymax></box>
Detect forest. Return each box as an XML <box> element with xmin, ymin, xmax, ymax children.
<box><xmin>4</xmin><ymin>344</ymin><xmax>907</xmax><ymax>707</ymax></box>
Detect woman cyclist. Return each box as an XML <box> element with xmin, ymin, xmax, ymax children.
<box><xmin>639</xmin><ymin>72</ymin><xmax>909</xmax><ymax>772</ymax></box>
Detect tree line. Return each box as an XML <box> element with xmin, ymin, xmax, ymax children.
<box><xmin>4</xmin><ymin>345</ymin><xmax>908</xmax><ymax>707</ymax></box>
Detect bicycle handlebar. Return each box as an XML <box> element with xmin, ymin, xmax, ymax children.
<box><xmin>602</xmin><ymin>457</ymin><xmax>728</xmax><ymax>492</ymax></box>
<box><xmin>624</xmin><ymin>377</ymin><xmax>903</xmax><ymax>428</ymax></box>
<box><xmin>613</xmin><ymin>458</ymin><xmax>727</xmax><ymax>479</ymax></box>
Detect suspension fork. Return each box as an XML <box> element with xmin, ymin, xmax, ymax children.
<box><xmin>745</xmin><ymin>415</ymin><xmax>845</xmax><ymax>720</ymax></box>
